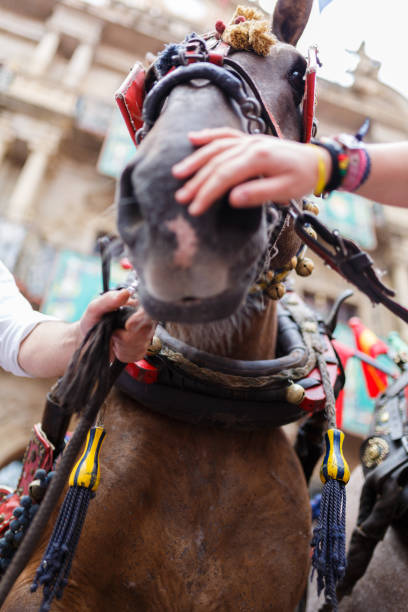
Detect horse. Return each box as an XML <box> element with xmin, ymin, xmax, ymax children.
<box><xmin>3</xmin><ymin>1</ymin><xmax>321</xmax><ymax>610</ymax></box>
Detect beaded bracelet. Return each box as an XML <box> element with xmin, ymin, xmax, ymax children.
<box><xmin>334</xmin><ymin>139</ymin><xmax>371</xmax><ymax>193</ymax></box>
<box><xmin>310</xmin><ymin>134</ymin><xmax>371</xmax><ymax>195</ymax></box>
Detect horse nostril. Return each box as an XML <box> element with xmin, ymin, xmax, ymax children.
<box><xmin>117</xmin><ymin>196</ymin><xmax>143</xmax><ymax>247</ymax></box>
<box><xmin>181</xmin><ymin>296</ymin><xmax>198</xmax><ymax>303</ymax></box>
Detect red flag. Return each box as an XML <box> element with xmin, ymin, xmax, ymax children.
<box><xmin>348</xmin><ymin>317</ymin><xmax>389</xmax><ymax>397</ymax></box>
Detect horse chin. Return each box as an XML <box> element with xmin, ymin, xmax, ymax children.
<box><xmin>137</xmin><ymin>283</ymin><xmax>248</xmax><ymax>324</ymax></box>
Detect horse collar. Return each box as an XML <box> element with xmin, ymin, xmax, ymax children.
<box><xmin>115</xmin><ymin>292</ymin><xmax>341</xmax><ymax>430</ymax></box>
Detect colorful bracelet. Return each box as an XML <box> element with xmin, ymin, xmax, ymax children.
<box><xmin>307</xmin><ymin>143</ymin><xmax>328</xmax><ymax>196</ymax></box>
<box><xmin>312</xmin><ymin>139</ymin><xmax>345</xmax><ymax>193</ymax></box>
<box><xmin>336</xmin><ymin>142</ymin><xmax>371</xmax><ymax>192</ymax></box>
<box><xmin>309</xmin><ymin>131</ymin><xmax>371</xmax><ymax>195</ymax></box>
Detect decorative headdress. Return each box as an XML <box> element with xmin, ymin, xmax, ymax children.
<box><xmin>216</xmin><ymin>5</ymin><xmax>277</xmax><ymax>56</ymax></box>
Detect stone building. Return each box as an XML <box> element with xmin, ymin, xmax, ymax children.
<box><xmin>295</xmin><ymin>42</ymin><xmax>408</xmax><ymax>341</ymax></box>
<box><xmin>0</xmin><ymin>0</ymin><xmax>407</xmax><ymax>459</ymax></box>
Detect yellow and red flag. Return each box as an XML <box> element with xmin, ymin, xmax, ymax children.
<box><xmin>348</xmin><ymin>317</ymin><xmax>389</xmax><ymax>397</ymax></box>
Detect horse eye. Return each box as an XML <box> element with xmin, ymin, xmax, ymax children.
<box><xmin>288</xmin><ymin>67</ymin><xmax>305</xmax><ymax>106</ymax></box>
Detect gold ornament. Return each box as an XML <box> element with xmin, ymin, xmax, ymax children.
<box><xmin>303</xmin><ymin>201</ymin><xmax>320</xmax><ymax>215</ymax></box>
<box><xmin>295</xmin><ymin>257</ymin><xmax>314</xmax><ymax>277</ymax></box>
<box><xmin>304</xmin><ymin>226</ymin><xmax>318</xmax><ymax>241</ymax></box>
<box><xmin>222</xmin><ymin>5</ymin><xmax>277</xmax><ymax>56</ymax></box>
<box><xmin>285</xmin><ymin>383</ymin><xmax>305</xmax><ymax>405</ymax></box>
<box><xmin>266</xmin><ymin>282</ymin><xmax>286</xmax><ymax>300</ymax></box>
<box><xmin>147</xmin><ymin>336</ymin><xmax>162</xmax><ymax>356</ymax></box>
<box><xmin>361</xmin><ymin>436</ymin><xmax>389</xmax><ymax>469</ymax></box>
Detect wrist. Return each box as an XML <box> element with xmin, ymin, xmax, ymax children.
<box><xmin>307</xmin><ymin>143</ymin><xmax>332</xmax><ymax>196</ymax></box>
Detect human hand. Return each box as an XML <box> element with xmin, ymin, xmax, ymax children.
<box><xmin>172</xmin><ymin>128</ymin><xmax>331</xmax><ymax>215</ymax></box>
<box><xmin>79</xmin><ymin>289</ymin><xmax>155</xmax><ymax>363</ymax></box>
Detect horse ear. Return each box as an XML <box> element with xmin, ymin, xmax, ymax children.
<box><xmin>271</xmin><ymin>0</ymin><xmax>313</xmax><ymax>46</ymax></box>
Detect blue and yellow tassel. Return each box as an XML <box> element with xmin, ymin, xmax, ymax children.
<box><xmin>31</xmin><ymin>426</ymin><xmax>106</xmax><ymax>611</ymax></box>
<box><xmin>312</xmin><ymin>428</ymin><xmax>350</xmax><ymax>611</ymax></box>
<box><xmin>320</xmin><ymin>428</ymin><xmax>350</xmax><ymax>485</ymax></box>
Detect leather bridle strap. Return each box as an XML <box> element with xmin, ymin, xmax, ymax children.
<box><xmin>289</xmin><ymin>201</ymin><xmax>408</xmax><ymax>324</ymax></box>
<box><xmin>222</xmin><ymin>56</ymin><xmax>283</xmax><ymax>138</ymax></box>
<box><xmin>137</xmin><ymin>62</ymin><xmax>267</xmax><ymax>142</ymax></box>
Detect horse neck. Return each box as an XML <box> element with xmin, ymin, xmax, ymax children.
<box><xmin>165</xmin><ymin>299</ymin><xmax>278</xmax><ymax>360</ymax></box>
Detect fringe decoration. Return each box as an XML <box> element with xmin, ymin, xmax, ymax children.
<box><xmin>311</xmin><ymin>479</ymin><xmax>346</xmax><ymax>611</ymax></box>
<box><xmin>31</xmin><ymin>427</ymin><xmax>105</xmax><ymax>610</ymax></box>
<box><xmin>311</xmin><ymin>427</ymin><xmax>350</xmax><ymax>611</ymax></box>
<box><xmin>222</xmin><ymin>5</ymin><xmax>277</xmax><ymax>56</ymax></box>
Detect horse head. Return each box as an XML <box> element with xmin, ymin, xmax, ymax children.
<box><xmin>117</xmin><ymin>0</ymin><xmax>313</xmax><ymax>325</ymax></box>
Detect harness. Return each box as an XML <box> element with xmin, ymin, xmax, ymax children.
<box><xmin>2</xmin><ymin>26</ymin><xmax>408</xmax><ymax>612</ymax></box>
<box><xmin>116</xmin><ymin>33</ymin><xmax>408</xmax><ymax>326</ymax></box>
<box><xmin>116</xmin><ymin>33</ymin><xmax>317</xmax><ymax>146</ymax></box>
<box><xmin>116</xmin><ymin>291</ymin><xmax>341</xmax><ymax>430</ymax></box>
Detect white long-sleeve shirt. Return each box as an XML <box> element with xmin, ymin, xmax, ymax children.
<box><xmin>0</xmin><ymin>260</ymin><xmax>55</xmax><ymax>376</ymax></box>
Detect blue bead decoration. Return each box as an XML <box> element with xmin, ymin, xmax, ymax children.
<box><xmin>20</xmin><ymin>495</ymin><xmax>32</xmax><ymax>508</ymax></box>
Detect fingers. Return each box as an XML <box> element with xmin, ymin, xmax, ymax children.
<box><xmin>111</xmin><ymin>308</ymin><xmax>156</xmax><ymax>363</ymax></box>
<box><xmin>175</xmin><ymin>142</ymin><xmax>249</xmax><ymax>212</ymax></box>
<box><xmin>124</xmin><ymin>306</ymin><xmax>153</xmax><ymax>331</ymax></box>
<box><xmin>181</xmin><ymin>142</ymin><xmax>274</xmax><ymax>215</ymax></box>
<box><xmin>172</xmin><ymin>137</ymin><xmax>240</xmax><ymax>181</ymax></box>
<box><xmin>187</xmin><ymin>127</ymin><xmax>244</xmax><ymax>145</ymax></box>
<box><xmin>79</xmin><ymin>289</ymin><xmax>136</xmax><ymax>337</ymax></box>
<box><xmin>229</xmin><ymin>176</ymin><xmax>298</xmax><ymax>207</ymax></box>
<box><xmin>91</xmin><ymin>288</ymin><xmax>132</xmax><ymax>314</ymax></box>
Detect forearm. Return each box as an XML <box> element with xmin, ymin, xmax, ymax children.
<box><xmin>354</xmin><ymin>142</ymin><xmax>408</xmax><ymax>207</ymax></box>
<box><xmin>18</xmin><ymin>321</ymin><xmax>82</xmax><ymax>378</ymax></box>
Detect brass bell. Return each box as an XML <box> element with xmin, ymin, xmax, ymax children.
<box><xmin>286</xmin><ymin>383</ymin><xmax>305</xmax><ymax>405</ymax></box>
<box><xmin>266</xmin><ymin>282</ymin><xmax>286</xmax><ymax>300</ymax></box>
<box><xmin>29</xmin><ymin>478</ymin><xmax>45</xmax><ymax>503</ymax></box>
<box><xmin>147</xmin><ymin>335</ymin><xmax>162</xmax><ymax>356</ymax></box>
<box><xmin>296</xmin><ymin>257</ymin><xmax>314</xmax><ymax>277</ymax></box>
<box><xmin>303</xmin><ymin>201</ymin><xmax>320</xmax><ymax>215</ymax></box>
<box><xmin>265</xmin><ymin>269</ymin><xmax>275</xmax><ymax>283</ymax></box>
<box><xmin>304</xmin><ymin>226</ymin><xmax>318</xmax><ymax>241</ymax></box>
<box><xmin>283</xmin><ymin>256</ymin><xmax>298</xmax><ymax>272</ymax></box>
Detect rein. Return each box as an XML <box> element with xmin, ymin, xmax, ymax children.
<box><xmin>288</xmin><ymin>200</ymin><xmax>408</xmax><ymax>324</ymax></box>
<box><xmin>0</xmin><ymin>281</ymin><xmax>133</xmax><ymax>608</ymax></box>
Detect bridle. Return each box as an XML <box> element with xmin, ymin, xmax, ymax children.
<box><xmin>135</xmin><ymin>33</ymin><xmax>285</xmax><ymax>144</ymax></box>
<box><xmin>116</xmin><ymin>33</ymin><xmax>316</xmax><ymax>301</ymax></box>
<box><xmin>115</xmin><ymin>33</ymin><xmax>408</xmax><ymax>325</ymax></box>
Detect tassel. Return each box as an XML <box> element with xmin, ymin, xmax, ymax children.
<box><xmin>311</xmin><ymin>428</ymin><xmax>350</xmax><ymax>611</ymax></box>
<box><xmin>31</xmin><ymin>426</ymin><xmax>106</xmax><ymax>611</ymax></box>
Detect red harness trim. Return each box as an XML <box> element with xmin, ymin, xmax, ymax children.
<box><xmin>0</xmin><ymin>424</ymin><xmax>54</xmax><ymax>537</ymax></box>
<box><xmin>126</xmin><ymin>359</ymin><xmax>159</xmax><ymax>384</ymax></box>
<box><xmin>115</xmin><ymin>40</ymin><xmax>318</xmax><ymax>147</ymax></box>
<box><xmin>302</xmin><ymin>46</ymin><xmax>318</xmax><ymax>143</ymax></box>
<box><xmin>300</xmin><ymin>336</ymin><xmax>340</xmax><ymax>413</ymax></box>
<box><xmin>115</xmin><ymin>62</ymin><xmax>146</xmax><ymax>145</ymax></box>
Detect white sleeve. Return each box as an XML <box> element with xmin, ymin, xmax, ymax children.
<box><xmin>0</xmin><ymin>261</ymin><xmax>57</xmax><ymax>377</ymax></box>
